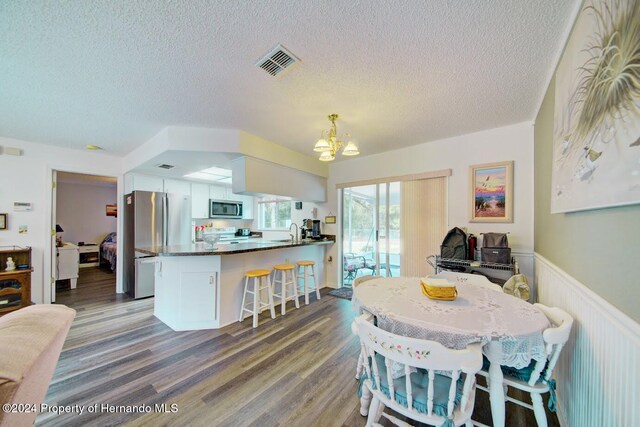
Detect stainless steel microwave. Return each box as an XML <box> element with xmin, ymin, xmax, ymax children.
<box><xmin>209</xmin><ymin>199</ymin><xmax>243</xmax><ymax>219</ymax></box>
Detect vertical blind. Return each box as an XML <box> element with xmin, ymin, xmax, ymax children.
<box><xmin>400</xmin><ymin>177</ymin><xmax>447</xmax><ymax>277</ymax></box>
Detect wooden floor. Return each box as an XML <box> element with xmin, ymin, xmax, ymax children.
<box><xmin>39</xmin><ymin>267</ymin><xmax>559</xmax><ymax>427</ymax></box>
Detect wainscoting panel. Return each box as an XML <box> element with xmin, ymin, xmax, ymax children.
<box><xmin>535</xmin><ymin>254</ymin><xmax>639</xmax><ymax>427</ymax></box>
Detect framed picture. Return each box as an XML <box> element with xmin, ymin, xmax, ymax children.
<box><xmin>551</xmin><ymin>0</ymin><xmax>640</xmax><ymax>213</ymax></box>
<box><xmin>0</xmin><ymin>214</ymin><xmax>6</xmax><ymax>230</ymax></box>
<box><xmin>470</xmin><ymin>161</ymin><xmax>513</xmax><ymax>223</ymax></box>
<box><xmin>325</xmin><ymin>215</ymin><xmax>336</xmax><ymax>224</ymax></box>
<box><xmin>106</xmin><ymin>204</ymin><xmax>117</xmax><ymax>217</ymax></box>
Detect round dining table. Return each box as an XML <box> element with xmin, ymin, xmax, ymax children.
<box><xmin>352</xmin><ymin>276</ymin><xmax>550</xmax><ymax>427</ymax></box>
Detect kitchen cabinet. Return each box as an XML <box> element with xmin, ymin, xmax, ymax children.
<box><xmin>164</xmin><ymin>179</ymin><xmax>191</xmax><ymax>196</ymax></box>
<box><xmin>209</xmin><ymin>184</ymin><xmax>228</xmax><ymax>201</ymax></box>
<box><xmin>56</xmin><ymin>243</ymin><xmax>79</xmax><ymax>288</ymax></box>
<box><xmin>124</xmin><ymin>175</ymin><xmax>253</xmax><ymax>220</ymax></box>
<box><xmin>235</xmin><ymin>194</ymin><xmax>254</xmax><ymax>219</ymax></box>
<box><xmin>0</xmin><ymin>246</ymin><xmax>32</xmax><ymax>314</ymax></box>
<box><xmin>154</xmin><ymin>255</ymin><xmax>221</xmax><ymax>330</ymax></box>
<box><xmin>191</xmin><ymin>183</ymin><xmax>210</xmax><ymax>218</ymax></box>
<box><xmin>125</xmin><ymin>174</ymin><xmax>164</xmax><ymax>193</ymax></box>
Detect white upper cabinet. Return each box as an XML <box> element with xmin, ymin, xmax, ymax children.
<box><xmin>163</xmin><ymin>179</ymin><xmax>191</xmax><ymax>196</ymax></box>
<box><xmin>191</xmin><ymin>183</ymin><xmax>210</xmax><ymax>218</ymax></box>
<box><xmin>125</xmin><ymin>174</ymin><xmax>253</xmax><ymax>220</ymax></box>
<box><xmin>125</xmin><ymin>174</ymin><xmax>164</xmax><ymax>193</ymax></box>
<box><xmin>209</xmin><ymin>185</ymin><xmax>228</xmax><ymax>201</ymax></box>
<box><xmin>235</xmin><ymin>194</ymin><xmax>254</xmax><ymax>219</ymax></box>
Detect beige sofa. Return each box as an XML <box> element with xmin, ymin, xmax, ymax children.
<box><xmin>0</xmin><ymin>305</ymin><xmax>75</xmax><ymax>427</ymax></box>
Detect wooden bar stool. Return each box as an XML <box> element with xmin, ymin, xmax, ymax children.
<box><xmin>239</xmin><ymin>269</ymin><xmax>275</xmax><ymax>328</ymax></box>
<box><xmin>271</xmin><ymin>263</ymin><xmax>299</xmax><ymax>315</ymax></box>
<box><xmin>296</xmin><ymin>260</ymin><xmax>320</xmax><ymax>305</ymax></box>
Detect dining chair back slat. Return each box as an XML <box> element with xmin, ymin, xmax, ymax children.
<box><xmin>404</xmin><ymin>364</ymin><xmax>413</xmax><ymax>411</ymax></box>
<box><xmin>385</xmin><ymin>358</ymin><xmax>396</xmax><ymax>404</ymax></box>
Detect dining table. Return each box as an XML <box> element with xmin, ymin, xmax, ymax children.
<box><xmin>352</xmin><ymin>276</ymin><xmax>550</xmax><ymax>427</ymax></box>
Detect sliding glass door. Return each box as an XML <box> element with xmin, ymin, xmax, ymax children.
<box><xmin>341</xmin><ymin>183</ymin><xmax>400</xmax><ymax>286</ymax></box>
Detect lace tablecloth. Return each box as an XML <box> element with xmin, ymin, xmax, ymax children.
<box><xmin>353</xmin><ymin>277</ymin><xmax>549</xmax><ymax>368</ymax></box>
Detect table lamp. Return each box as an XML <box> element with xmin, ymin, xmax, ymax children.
<box><xmin>56</xmin><ymin>224</ymin><xmax>64</xmax><ymax>247</ymax></box>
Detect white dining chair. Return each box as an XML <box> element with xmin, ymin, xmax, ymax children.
<box><xmin>476</xmin><ymin>303</ymin><xmax>573</xmax><ymax>427</ymax></box>
<box><xmin>432</xmin><ymin>271</ymin><xmax>503</xmax><ymax>292</ymax></box>
<box><xmin>353</xmin><ymin>314</ymin><xmax>483</xmax><ymax>427</ymax></box>
<box><xmin>352</xmin><ymin>275</ymin><xmax>382</xmax><ymax>379</ymax></box>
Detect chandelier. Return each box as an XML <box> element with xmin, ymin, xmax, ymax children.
<box><xmin>313</xmin><ymin>114</ymin><xmax>359</xmax><ymax>161</ymax></box>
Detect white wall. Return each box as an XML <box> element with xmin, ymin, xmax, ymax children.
<box><xmin>0</xmin><ymin>136</ymin><xmax>123</xmax><ymax>304</ymax></box>
<box><xmin>57</xmin><ymin>182</ymin><xmax>117</xmax><ymax>245</ymax></box>
<box><xmin>326</xmin><ymin>121</ymin><xmax>535</xmax><ymax>287</ymax></box>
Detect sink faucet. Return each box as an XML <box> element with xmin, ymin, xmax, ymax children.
<box><xmin>289</xmin><ymin>223</ymin><xmax>299</xmax><ymax>243</ymax></box>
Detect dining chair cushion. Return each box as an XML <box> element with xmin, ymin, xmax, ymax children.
<box><xmin>481</xmin><ymin>356</ymin><xmax>548</xmax><ymax>383</ymax></box>
<box><xmin>361</xmin><ymin>353</ymin><xmax>464</xmax><ymax>419</ymax></box>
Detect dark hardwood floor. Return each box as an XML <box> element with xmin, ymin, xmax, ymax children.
<box><xmin>40</xmin><ymin>267</ymin><xmax>558</xmax><ymax>426</ymax></box>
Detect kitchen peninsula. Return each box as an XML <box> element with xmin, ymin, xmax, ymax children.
<box><xmin>136</xmin><ymin>238</ymin><xmax>333</xmax><ymax>331</ymax></box>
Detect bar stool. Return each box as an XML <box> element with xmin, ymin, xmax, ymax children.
<box><xmin>271</xmin><ymin>263</ymin><xmax>299</xmax><ymax>315</ymax></box>
<box><xmin>296</xmin><ymin>260</ymin><xmax>320</xmax><ymax>305</ymax></box>
<box><xmin>239</xmin><ymin>269</ymin><xmax>275</xmax><ymax>328</ymax></box>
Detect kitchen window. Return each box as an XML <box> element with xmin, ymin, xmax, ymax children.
<box><xmin>259</xmin><ymin>198</ymin><xmax>292</xmax><ymax>230</ymax></box>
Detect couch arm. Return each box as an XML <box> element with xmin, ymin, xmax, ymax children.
<box><xmin>0</xmin><ymin>305</ymin><xmax>75</xmax><ymax>427</ymax></box>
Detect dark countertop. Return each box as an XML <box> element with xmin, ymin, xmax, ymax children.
<box><xmin>136</xmin><ymin>237</ymin><xmax>334</xmax><ymax>257</ymax></box>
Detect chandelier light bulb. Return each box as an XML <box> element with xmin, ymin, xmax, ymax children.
<box><xmin>313</xmin><ymin>113</ymin><xmax>360</xmax><ymax>161</ymax></box>
<box><xmin>314</xmin><ymin>138</ymin><xmax>330</xmax><ymax>152</ymax></box>
<box><xmin>342</xmin><ymin>140</ymin><xmax>359</xmax><ymax>156</ymax></box>
<box><xmin>319</xmin><ymin>151</ymin><xmax>335</xmax><ymax>161</ymax></box>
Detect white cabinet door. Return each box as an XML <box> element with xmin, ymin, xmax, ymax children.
<box><xmin>128</xmin><ymin>174</ymin><xmax>164</xmax><ymax>193</ymax></box>
<box><xmin>240</xmin><ymin>194</ymin><xmax>254</xmax><ymax>219</ymax></box>
<box><xmin>209</xmin><ymin>185</ymin><xmax>227</xmax><ymax>200</ymax></box>
<box><xmin>164</xmin><ymin>179</ymin><xmax>191</xmax><ymax>196</ymax></box>
<box><xmin>191</xmin><ymin>183</ymin><xmax>210</xmax><ymax>218</ymax></box>
<box><xmin>180</xmin><ymin>271</ymin><xmax>219</xmax><ymax>324</ymax></box>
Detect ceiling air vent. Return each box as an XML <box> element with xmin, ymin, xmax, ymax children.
<box><xmin>256</xmin><ymin>44</ymin><xmax>300</xmax><ymax>77</ymax></box>
<box><xmin>156</xmin><ymin>164</ymin><xmax>175</xmax><ymax>170</ymax></box>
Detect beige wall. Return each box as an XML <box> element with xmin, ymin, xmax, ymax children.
<box><xmin>534</xmin><ymin>77</ymin><xmax>640</xmax><ymax>323</ymax></box>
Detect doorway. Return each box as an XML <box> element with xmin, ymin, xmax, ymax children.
<box><xmin>341</xmin><ymin>182</ymin><xmax>401</xmax><ymax>286</ymax></box>
<box><xmin>52</xmin><ymin>171</ymin><xmax>118</xmax><ymax>302</ymax></box>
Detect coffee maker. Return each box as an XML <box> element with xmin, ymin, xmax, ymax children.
<box><xmin>311</xmin><ymin>220</ymin><xmax>321</xmax><ymax>239</ymax></box>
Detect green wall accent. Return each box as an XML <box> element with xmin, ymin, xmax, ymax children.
<box><xmin>534</xmin><ymin>76</ymin><xmax>640</xmax><ymax>323</ymax></box>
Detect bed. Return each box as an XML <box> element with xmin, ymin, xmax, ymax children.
<box><xmin>100</xmin><ymin>232</ymin><xmax>117</xmax><ymax>271</ymax></box>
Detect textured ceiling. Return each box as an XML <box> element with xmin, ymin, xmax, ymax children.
<box><xmin>0</xmin><ymin>0</ymin><xmax>578</xmax><ymax>158</ymax></box>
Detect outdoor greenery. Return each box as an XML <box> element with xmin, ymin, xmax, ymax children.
<box><xmin>343</xmin><ymin>191</ymin><xmax>400</xmax><ymax>253</ymax></box>
<box><xmin>261</xmin><ymin>200</ymin><xmax>292</xmax><ymax>229</ymax></box>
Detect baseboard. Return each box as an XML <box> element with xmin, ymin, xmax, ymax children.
<box><xmin>535</xmin><ymin>253</ymin><xmax>639</xmax><ymax>427</ymax></box>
